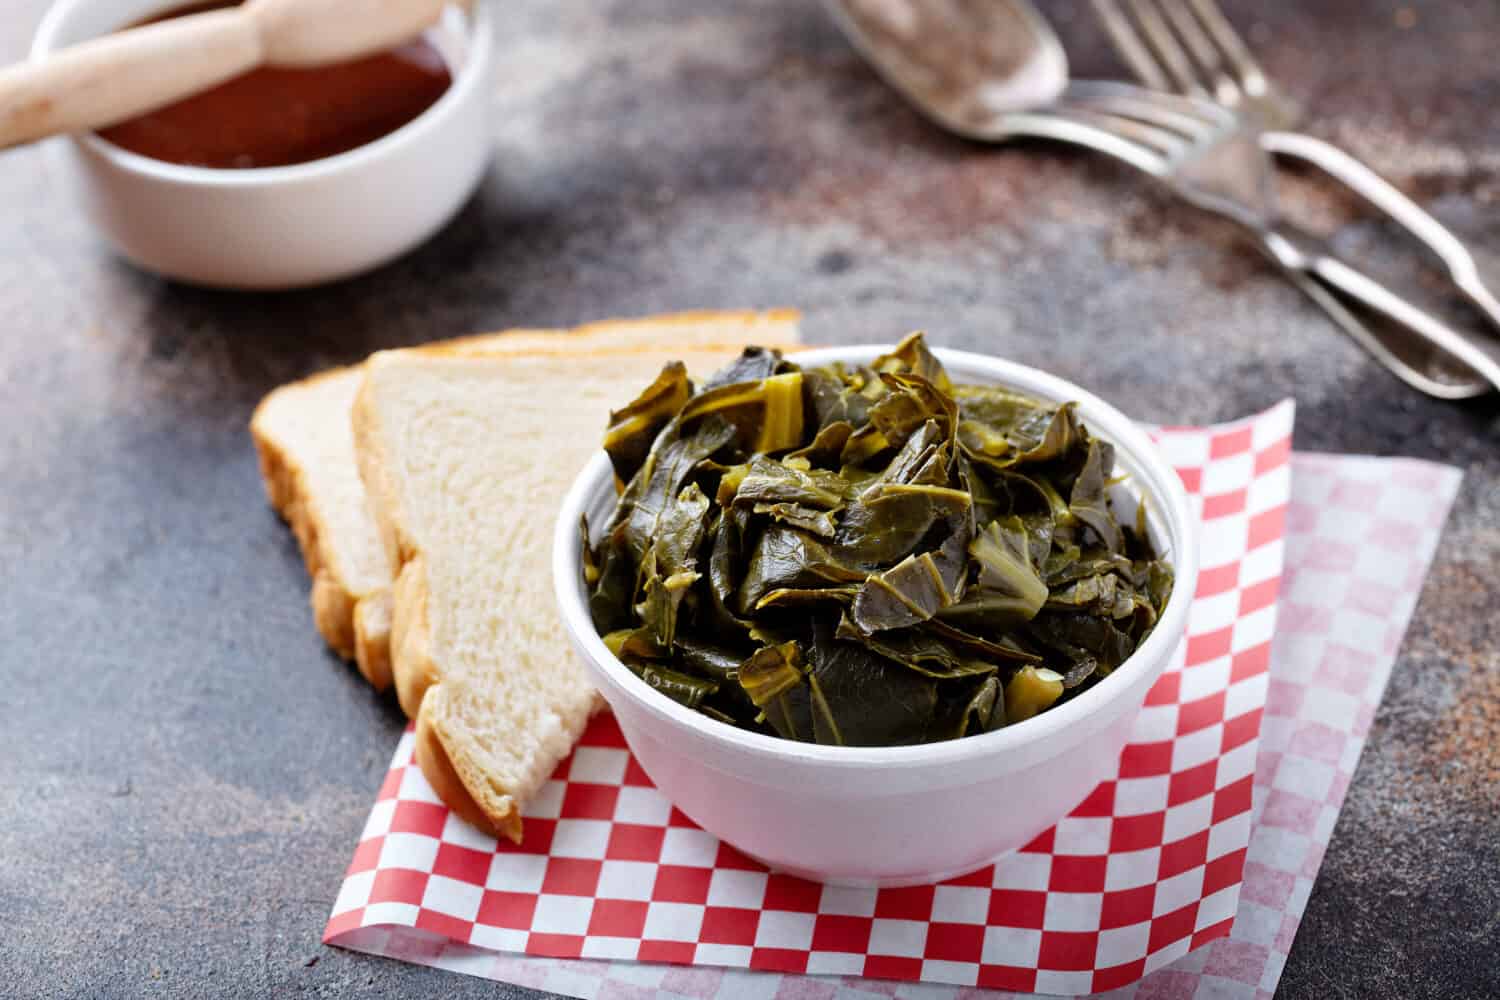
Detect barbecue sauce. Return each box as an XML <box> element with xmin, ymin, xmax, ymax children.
<box><xmin>97</xmin><ymin>0</ymin><xmax>452</xmax><ymax>169</ymax></box>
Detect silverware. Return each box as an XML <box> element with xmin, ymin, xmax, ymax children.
<box><xmin>1044</xmin><ymin>83</ymin><xmax>1500</xmax><ymax>397</ymax></box>
<box><xmin>821</xmin><ymin>0</ymin><xmax>1069</xmax><ymax>139</ymax></box>
<box><xmin>825</xmin><ymin>0</ymin><xmax>1497</xmax><ymax>397</ymax></box>
<box><xmin>1093</xmin><ymin>0</ymin><xmax>1500</xmax><ymax>347</ymax></box>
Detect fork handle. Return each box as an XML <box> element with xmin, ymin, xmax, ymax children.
<box><xmin>1257</xmin><ymin>226</ymin><xmax>1500</xmax><ymax>396</ymax></box>
<box><xmin>1276</xmin><ymin>266</ymin><xmax>1490</xmax><ymax>400</ymax></box>
<box><xmin>1262</xmin><ymin>130</ymin><xmax>1500</xmax><ymax>340</ymax></box>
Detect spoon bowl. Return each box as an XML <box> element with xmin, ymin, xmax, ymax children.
<box><xmin>824</xmin><ymin>0</ymin><xmax>1068</xmax><ymax>136</ymax></box>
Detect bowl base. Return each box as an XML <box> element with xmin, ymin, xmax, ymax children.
<box><xmin>739</xmin><ymin>847</ymin><xmax>1014</xmax><ymax>890</ymax></box>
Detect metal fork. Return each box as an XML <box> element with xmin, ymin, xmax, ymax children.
<box><xmin>1037</xmin><ymin>83</ymin><xmax>1500</xmax><ymax>397</ymax></box>
<box><xmin>1094</xmin><ymin>0</ymin><xmax>1500</xmax><ymax>347</ymax></box>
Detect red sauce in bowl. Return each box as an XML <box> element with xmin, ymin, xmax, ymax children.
<box><xmin>97</xmin><ymin>0</ymin><xmax>453</xmax><ymax>169</ymax></box>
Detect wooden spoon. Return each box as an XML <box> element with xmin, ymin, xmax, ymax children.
<box><xmin>0</xmin><ymin>0</ymin><xmax>451</xmax><ymax>150</ymax></box>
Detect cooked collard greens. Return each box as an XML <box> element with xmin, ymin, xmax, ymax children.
<box><xmin>584</xmin><ymin>333</ymin><xmax>1172</xmax><ymax>746</ymax></box>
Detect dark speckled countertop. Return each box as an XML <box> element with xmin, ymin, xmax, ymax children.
<box><xmin>2</xmin><ymin>2</ymin><xmax>1497</xmax><ymax>997</ymax></box>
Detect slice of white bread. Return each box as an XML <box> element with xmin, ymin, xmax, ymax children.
<box><xmin>251</xmin><ymin>311</ymin><xmax>801</xmax><ymax>691</ymax></box>
<box><xmin>352</xmin><ymin>339</ymin><xmax>801</xmax><ymax>841</ymax></box>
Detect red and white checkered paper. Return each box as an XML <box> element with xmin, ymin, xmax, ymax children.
<box><xmin>324</xmin><ymin>403</ymin><xmax>1459</xmax><ymax>996</ymax></box>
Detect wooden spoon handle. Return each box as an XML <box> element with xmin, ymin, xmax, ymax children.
<box><xmin>0</xmin><ymin>8</ymin><xmax>261</xmax><ymax>151</ymax></box>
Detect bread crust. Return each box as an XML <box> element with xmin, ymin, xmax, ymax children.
<box><xmin>389</xmin><ymin>556</ymin><xmax>439</xmax><ymax>720</ymax></box>
<box><xmin>352</xmin><ymin>590</ymin><xmax>394</xmax><ymax>690</ymax></box>
<box><xmin>352</xmin><ymin>361</ymin><xmax>503</xmax><ymax>838</ymax></box>
<box><xmin>414</xmin><ymin>701</ymin><xmax>518</xmax><ymax>841</ymax></box>
<box><xmin>252</xmin><ymin>378</ymin><xmax>362</xmax><ymax>661</ymax></box>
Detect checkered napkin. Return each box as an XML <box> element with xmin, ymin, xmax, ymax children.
<box><xmin>324</xmin><ymin>403</ymin><xmax>1462</xmax><ymax>997</ymax></box>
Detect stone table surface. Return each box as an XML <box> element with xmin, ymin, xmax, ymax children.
<box><xmin>2</xmin><ymin>1</ymin><xmax>1497</xmax><ymax>997</ymax></box>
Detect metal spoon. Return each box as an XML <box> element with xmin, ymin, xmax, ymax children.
<box><xmin>824</xmin><ymin>0</ymin><xmax>1494</xmax><ymax>398</ymax></box>
<box><xmin>823</xmin><ymin>0</ymin><xmax>1069</xmax><ymax>139</ymax></box>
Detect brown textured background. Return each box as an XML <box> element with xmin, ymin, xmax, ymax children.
<box><xmin>2</xmin><ymin>1</ymin><xmax>1497</xmax><ymax>997</ymax></box>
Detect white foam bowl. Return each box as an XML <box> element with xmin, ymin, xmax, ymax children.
<box><xmin>31</xmin><ymin>0</ymin><xmax>494</xmax><ymax>290</ymax></box>
<box><xmin>553</xmin><ymin>346</ymin><xmax>1197</xmax><ymax>886</ymax></box>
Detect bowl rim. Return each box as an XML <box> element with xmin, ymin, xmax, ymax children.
<box><xmin>29</xmin><ymin>0</ymin><xmax>493</xmax><ymax>187</ymax></box>
<box><xmin>553</xmin><ymin>344</ymin><xmax>1199</xmax><ymax>769</ymax></box>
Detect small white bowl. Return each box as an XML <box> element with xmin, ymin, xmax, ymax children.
<box><xmin>554</xmin><ymin>345</ymin><xmax>1198</xmax><ymax>887</ymax></box>
<box><xmin>31</xmin><ymin>0</ymin><xmax>494</xmax><ymax>290</ymax></box>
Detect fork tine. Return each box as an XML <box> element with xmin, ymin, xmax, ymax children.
<box><xmin>1185</xmin><ymin>0</ymin><xmax>1269</xmax><ymax>97</ymax></box>
<box><xmin>1073</xmin><ymin>82</ymin><xmax>1237</xmax><ymax>126</ymax></box>
<box><xmin>1004</xmin><ymin>107</ymin><xmax>1174</xmax><ymax>178</ymax></box>
<box><xmin>1040</xmin><ymin>107</ymin><xmax>1187</xmax><ymax>161</ymax></box>
<box><xmin>1155</xmin><ymin>0</ymin><xmax>1243</xmax><ymax>105</ymax></box>
<box><xmin>1092</xmin><ymin>0</ymin><xmax>1170</xmax><ymax>91</ymax></box>
<box><xmin>1062</xmin><ymin>90</ymin><xmax>1225</xmax><ymax>144</ymax></box>
<box><xmin>1093</xmin><ymin>0</ymin><xmax>1173</xmax><ymax>92</ymax></box>
<box><xmin>1126</xmin><ymin>0</ymin><xmax>1212</xmax><ymax>98</ymax></box>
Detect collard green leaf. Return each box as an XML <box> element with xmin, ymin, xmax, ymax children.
<box><xmin>704</xmin><ymin>346</ymin><xmax>792</xmax><ymax>390</ymax></box>
<box><xmin>849</xmin><ymin>493</ymin><xmax>973</xmax><ymax>632</ymax></box>
<box><xmin>679</xmin><ymin>371</ymin><xmax>806</xmax><ymax>455</ymax></box>
<box><xmin>875</xmin><ymin>420</ymin><xmax>945</xmax><ymax>486</ymax></box>
<box><xmin>956</xmin><ymin>389</ymin><xmax>1083</xmax><ymax>472</ymax></box>
<box><xmin>923</xmin><ymin>616</ymin><xmax>1042</xmax><ymax>664</ymax></box>
<box><xmin>797</xmin><ymin>629</ymin><xmax>939</xmax><ymax>746</ymax></box>
<box><xmin>636</xmin><ymin>549</ymin><xmax>681</xmax><ymax>649</ymax></box>
<box><xmin>960</xmin><ymin>455</ymin><xmax>1004</xmax><ymax>526</ymax></box>
<box><xmin>1016</xmin><ymin>401</ymin><xmax>1082</xmax><ymax>464</ymax></box>
<box><xmin>841</xmin><ymin>373</ymin><xmax>957</xmax><ymax>466</ymax></box>
<box><xmin>1045</xmin><ymin>573</ymin><xmax>1120</xmax><ymax>616</ymax></box>
<box><xmin>738</xmin><ymin>526</ymin><xmax>869</xmax><ymax>614</ymax></box>
<box><xmin>580</xmin><ymin>515</ymin><xmax>600</xmax><ymax>587</ymax></box>
<box><xmin>1069</xmin><ymin>439</ymin><xmax>1122</xmax><ymax>553</ymax></box>
<box><xmin>972</xmin><ymin>517</ymin><xmax>1049</xmax><ymax>612</ymax></box>
<box><xmin>1147</xmin><ymin>560</ymin><xmax>1174</xmax><ymax>613</ymax></box>
<box><xmin>937</xmin><ymin>516</ymin><xmax>1047</xmax><ymax>630</ymax></box>
<box><xmin>873</xmin><ymin>374</ymin><xmax>958</xmax><ymax>444</ymax></box>
<box><xmin>1060</xmin><ymin>656</ymin><xmax>1100</xmax><ymax>689</ymax></box>
<box><xmin>956</xmin><ymin>418</ymin><xmax>1012</xmax><ymax>463</ymax></box>
<box><xmin>753</xmin><ymin>502</ymin><xmax>838</xmax><ymax>538</ymax></box>
<box><xmin>728</xmin><ymin>455</ymin><xmax>848</xmax><ymax>510</ymax></box>
<box><xmin>634</xmin><ymin>661</ymin><xmax>719</xmax><ymax>709</ymax></box>
<box><xmin>1027</xmin><ymin>610</ymin><xmax>1137</xmax><ymax>671</ymax></box>
<box><xmin>949</xmin><ymin>676</ymin><xmax>1001</xmax><ymax>739</ymax></box>
<box><xmin>603</xmin><ymin>362</ymin><xmax>694</xmax><ymax>487</ymax></box>
<box><xmin>637</xmin><ymin>483</ymin><xmax>711</xmax><ymax>648</ymax></box>
<box><xmin>1011</xmin><ymin>477</ymin><xmax>1061</xmax><ymax>555</ymax></box>
<box><xmin>592</xmin><ymin>332</ymin><xmax>1171</xmax><ymax>746</ymax></box>
<box><xmin>831</xmin><ymin>438</ymin><xmax>960</xmax><ymax>569</ymax></box>
<box><xmin>872</xmin><ymin>331</ymin><xmax>953</xmax><ymax>394</ymax></box>
<box><xmin>737</xmin><ymin>641</ymin><xmax>804</xmax><ymax>703</ymax></box>
<box><xmin>1045</xmin><ymin>549</ymin><xmax>1135</xmax><ymax>588</ymax></box>
<box><xmin>619</xmin><ymin>417</ymin><xmax>737</xmax><ymax>561</ymax></box>
<box><xmin>835</xmin><ymin>480</ymin><xmax>966</xmax><ymax>570</ymax></box>
<box><xmin>675</xmin><ymin>635</ymin><xmax>750</xmax><ymax>680</ymax></box>
<box><xmin>1042</xmin><ymin>544</ymin><xmax>1082</xmax><ymax>584</ymax></box>
<box><xmin>754</xmin><ymin>585</ymin><xmax>860</xmax><ymax>611</ymax></box>
<box><xmin>705</xmin><ymin>507</ymin><xmax>753</xmax><ymax>636</ymax></box>
<box><xmin>787</xmin><ymin>420</ymin><xmax>854</xmax><ymax>468</ymax></box>
<box><xmin>836</xmin><ymin>616</ymin><xmax>999</xmax><ymax>679</ymax></box>
<box><xmin>803</xmin><ymin>369</ymin><xmax>881</xmax><ymax>431</ymax></box>
<box><xmin>587</xmin><ymin>522</ymin><xmax>639</xmax><ymax>634</ymax></box>
<box><xmin>736</xmin><ymin>641</ymin><xmax>806</xmax><ymax>738</ymax></box>
<box><xmin>602</xmin><ymin>626</ymin><xmax>667</xmax><ymax>663</ymax></box>
<box><xmin>657</xmin><ymin>483</ymin><xmax>711</xmax><ymax>579</ymax></box>
<box><xmin>806</xmin><ymin>672</ymin><xmax>844</xmax><ymax>746</ymax></box>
